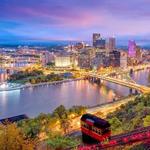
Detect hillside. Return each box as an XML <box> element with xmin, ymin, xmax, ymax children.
<box><xmin>106</xmin><ymin>94</ymin><xmax>150</xmax><ymax>149</ymax></box>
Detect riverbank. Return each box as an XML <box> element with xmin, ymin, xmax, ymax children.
<box><xmin>24</xmin><ymin>78</ymin><xmax>84</xmax><ymax>88</ymax></box>
<box><xmin>0</xmin><ymin>78</ymin><xmax>83</xmax><ymax>92</ymax></box>
<box><xmin>87</xmin><ymin>95</ymin><xmax>136</xmax><ymax>115</ymax></box>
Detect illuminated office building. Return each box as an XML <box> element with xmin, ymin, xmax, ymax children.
<box><xmin>93</xmin><ymin>33</ymin><xmax>101</xmax><ymax>47</ymax></box>
<box><xmin>108</xmin><ymin>37</ymin><xmax>116</xmax><ymax>51</ymax></box>
<box><xmin>128</xmin><ymin>40</ymin><xmax>136</xmax><ymax>57</ymax></box>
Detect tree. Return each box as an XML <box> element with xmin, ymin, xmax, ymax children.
<box><xmin>0</xmin><ymin>123</ymin><xmax>35</xmax><ymax>150</ymax></box>
<box><xmin>143</xmin><ymin>115</ymin><xmax>150</xmax><ymax>127</ymax></box>
<box><xmin>69</xmin><ymin>106</ymin><xmax>87</xmax><ymax>116</ymax></box>
<box><xmin>47</xmin><ymin>120</ymin><xmax>60</xmax><ymax>136</ymax></box>
<box><xmin>19</xmin><ymin>119</ymin><xmax>40</xmax><ymax>138</ymax></box>
<box><xmin>131</xmin><ymin>117</ymin><xmax>142</xmax><ymax>129</ymax></box>
<box><xmin>52</xmin><ymin>106</ymin><xmax>72</xmax><ymax>134</ymax></box>
<box><xmin>60</xmin><ymin>119</ymin><xmax>71</xmax><ymax>134</ymax></box>
<box><xmin>46</xmin><ymin>135</ymin><xmax>79</xmax><ymax>150</ymax></box>
<box><xmin>53</xmin><ymin>105</ymin><xmax>68</xmax><ymax>119</ymax></box>
<box><xmin>29</xmin><ymin>78</ymin><xmax>36</xmax><ymax>84</ymax></box>
<box><xmin>135</xmin><ymin>102</ymin><xmax>144</xmax><ymax>112</ymax></box>
<box><xmin>108</xmin><ymin>117</ymin><xmax>122</xmax><ymax>134</ymax></box>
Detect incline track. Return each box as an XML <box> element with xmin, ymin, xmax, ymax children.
<box><xmin>79</xmin><ymin>126</ymin><xmax>150</xmax><ymax>150</ymax></box>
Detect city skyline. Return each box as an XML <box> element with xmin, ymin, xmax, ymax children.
<box><xmin>0</xmin><ymin>1</ymin><xmax>150</xmax><ymax>148</ymax></box>
<box><xmin>0</xmin><ymin>0</ymin><xmax>150</xmax><ymax>45</ymax></box>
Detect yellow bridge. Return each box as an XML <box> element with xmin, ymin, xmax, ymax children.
<box><xmin>88</xmin><ymin>73</ymin><xmax>150</xmax><ymax>94</ymax></box>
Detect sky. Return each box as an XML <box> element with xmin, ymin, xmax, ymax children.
<box><xmin>0</xmin><ymin>0</ymin><xmax>150</xmax><ymax>45</ymax></box>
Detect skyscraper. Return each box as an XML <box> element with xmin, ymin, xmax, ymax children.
<box><xmin>136</xmin><ymin>46</ymin><xmax>142</xmax><ymax>61</ymax></box>
<box><xmin>128</xmin><ymin>40</ymin><xmax>136</xmax><ymax>57</ymax></box>
<box><xmin>95</xmin><ymin>38</ymin><xmax>106</xmax><ymax>49</ymax></box>
<box><xmin>120</xmin><ymin>51</ymin><xmax>127</xmax><ymax>68</ymax></box>
<box><xmin>108</xmin><ymin>37</ymin><xmax>116</xmax><ymax>51</ymax></box>
<box><xmin>109</xmin><ymin>50</ymin><xmax>120</xmax><ymax>67</ymax></box>
<box><xmin>93</xmin><ymin>33</ymin><xmax>101</xmax><ymax>47</ymax></box>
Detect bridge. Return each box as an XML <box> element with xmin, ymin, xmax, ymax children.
<box><xmin>87</xmin><ymin>73</ymin><xmax>150</xmax><ymax>94</ymax></box>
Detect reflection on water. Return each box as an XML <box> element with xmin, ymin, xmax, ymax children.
<box><xmin>0</xmin><ymin>69</ymin><xmax>149</xmax><ymax>119</ymax></box>
<box><xmin>0</xmin><ymin>90</ymin><xmax>20</xmax><ymax>117</ymax></box>
<box><xmin>0</xmin><ymin>73</ymin><xmax>8</xmax><ymax>83</ymax></box>
<box><xmin>132</xmin><ymin>69</ymin><xmax>150</xmax><ymax>85</ymax></box>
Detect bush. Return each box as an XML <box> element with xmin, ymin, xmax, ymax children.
<box><xmin>46</xmin><ymin>135</ymin><xmax>79</xmax><ymax>150</ymax></box>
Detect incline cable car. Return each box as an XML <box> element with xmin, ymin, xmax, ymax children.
<box><xmin>81</xmin><ymin>114</ymin><xmax>111</xmax><ymax>143</ymax></box>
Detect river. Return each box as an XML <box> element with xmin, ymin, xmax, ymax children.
<box><xmin>0</xmin><ymin>69</ymin><xmax>149</xmax><ymax>119</ymax></box>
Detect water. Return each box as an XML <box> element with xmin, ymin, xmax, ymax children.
<box><xmin>0</xmin><ymin>40</ymin><xmax>77</xmax><ymax>48</ymax></box>
<box><xmin>0</xmin><ymin>69</ymin><xmax>149</xmax><ymax>119</ymax></box>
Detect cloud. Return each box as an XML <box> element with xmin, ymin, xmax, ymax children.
<box><xmin>0</xmin><ymin>0</ymin><xmax>150</xmax><ymax>43</ymax></box>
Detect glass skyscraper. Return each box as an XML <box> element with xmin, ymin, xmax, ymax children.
<box><xmin>128</xmin><ymin>40</ymin><xmax>136</xmax><ymax>57</ymax></box>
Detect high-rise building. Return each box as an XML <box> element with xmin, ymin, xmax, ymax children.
<box><xmin>78</xmin><ymin>48</ymin><xmax>95</xmax><ymax>69</ymax></box>
<box><xmin>95</xmin><ymin>38</ymin><xmax>106</xmax><ymax>49</ymax></box>
<box><xmin>92</xmin><ymin>52</ymin><xmax>105</xmax><ymax>69</ymax></box>
<box><xmin>92</xmin><ymin>51</ymin><xmax>110</xmax><ymax>69</ymax></box>
<box><xmin>78</xmin><ymin>53</ymin><xmax>91</xmax><ymax>69</ymax></box>
<box><xmin>120</xmin><ymin>51</ymin><xmax>127</xmax><ymax>68</ymax></box>
<box><xmin>109</xmin><ymin>50</ymin><xmax>120</xmax><ymax>67</ymax></box>
<box><xmin>40</xmin><ymin>51</ymin><xmax>55</xmax><ymax>66</ymax></box>
<box><xmin>93</xmin><ymin>33</ymin><xmax>101</xmax><ymax>47</ymax></box>
<box><xmin>128</xmin><ymin>40</ymin><xmax>136</xmax><ymax>57</ymax></box>
<box><xmin>108</xmin><ymin>37</ymin><xmax>116</xmax><ymax>51</ymax></box>
<box><xmin>136</xmin><ymin>46</ymin><xmax>142</xmax><ymax>61</ymax></box>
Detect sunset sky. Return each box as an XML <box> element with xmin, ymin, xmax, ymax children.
<box><xmin>0</xmin><ymin>0</ymin><xmax>150</xmax><ymax>45</ymax></box>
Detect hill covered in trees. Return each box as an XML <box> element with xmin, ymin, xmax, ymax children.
<box><xmin>107</xmin><ymin>94</ymin><xmax>150</xmax><ymax>134</ymax></box>
<box><xmin>0</xmin><ymin>105</ymin><xmax>86</xmax><ymax>150</ymax></box>
<box><xmin>106</xmin><ymin>94</ymin><xmax>150</xmax><ymax>149</ymax></box>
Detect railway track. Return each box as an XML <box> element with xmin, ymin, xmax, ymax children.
<box><xmin>79</xmin><ymin>126</ymin><xmax>150</xmax><ymax>150</ymax></box>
